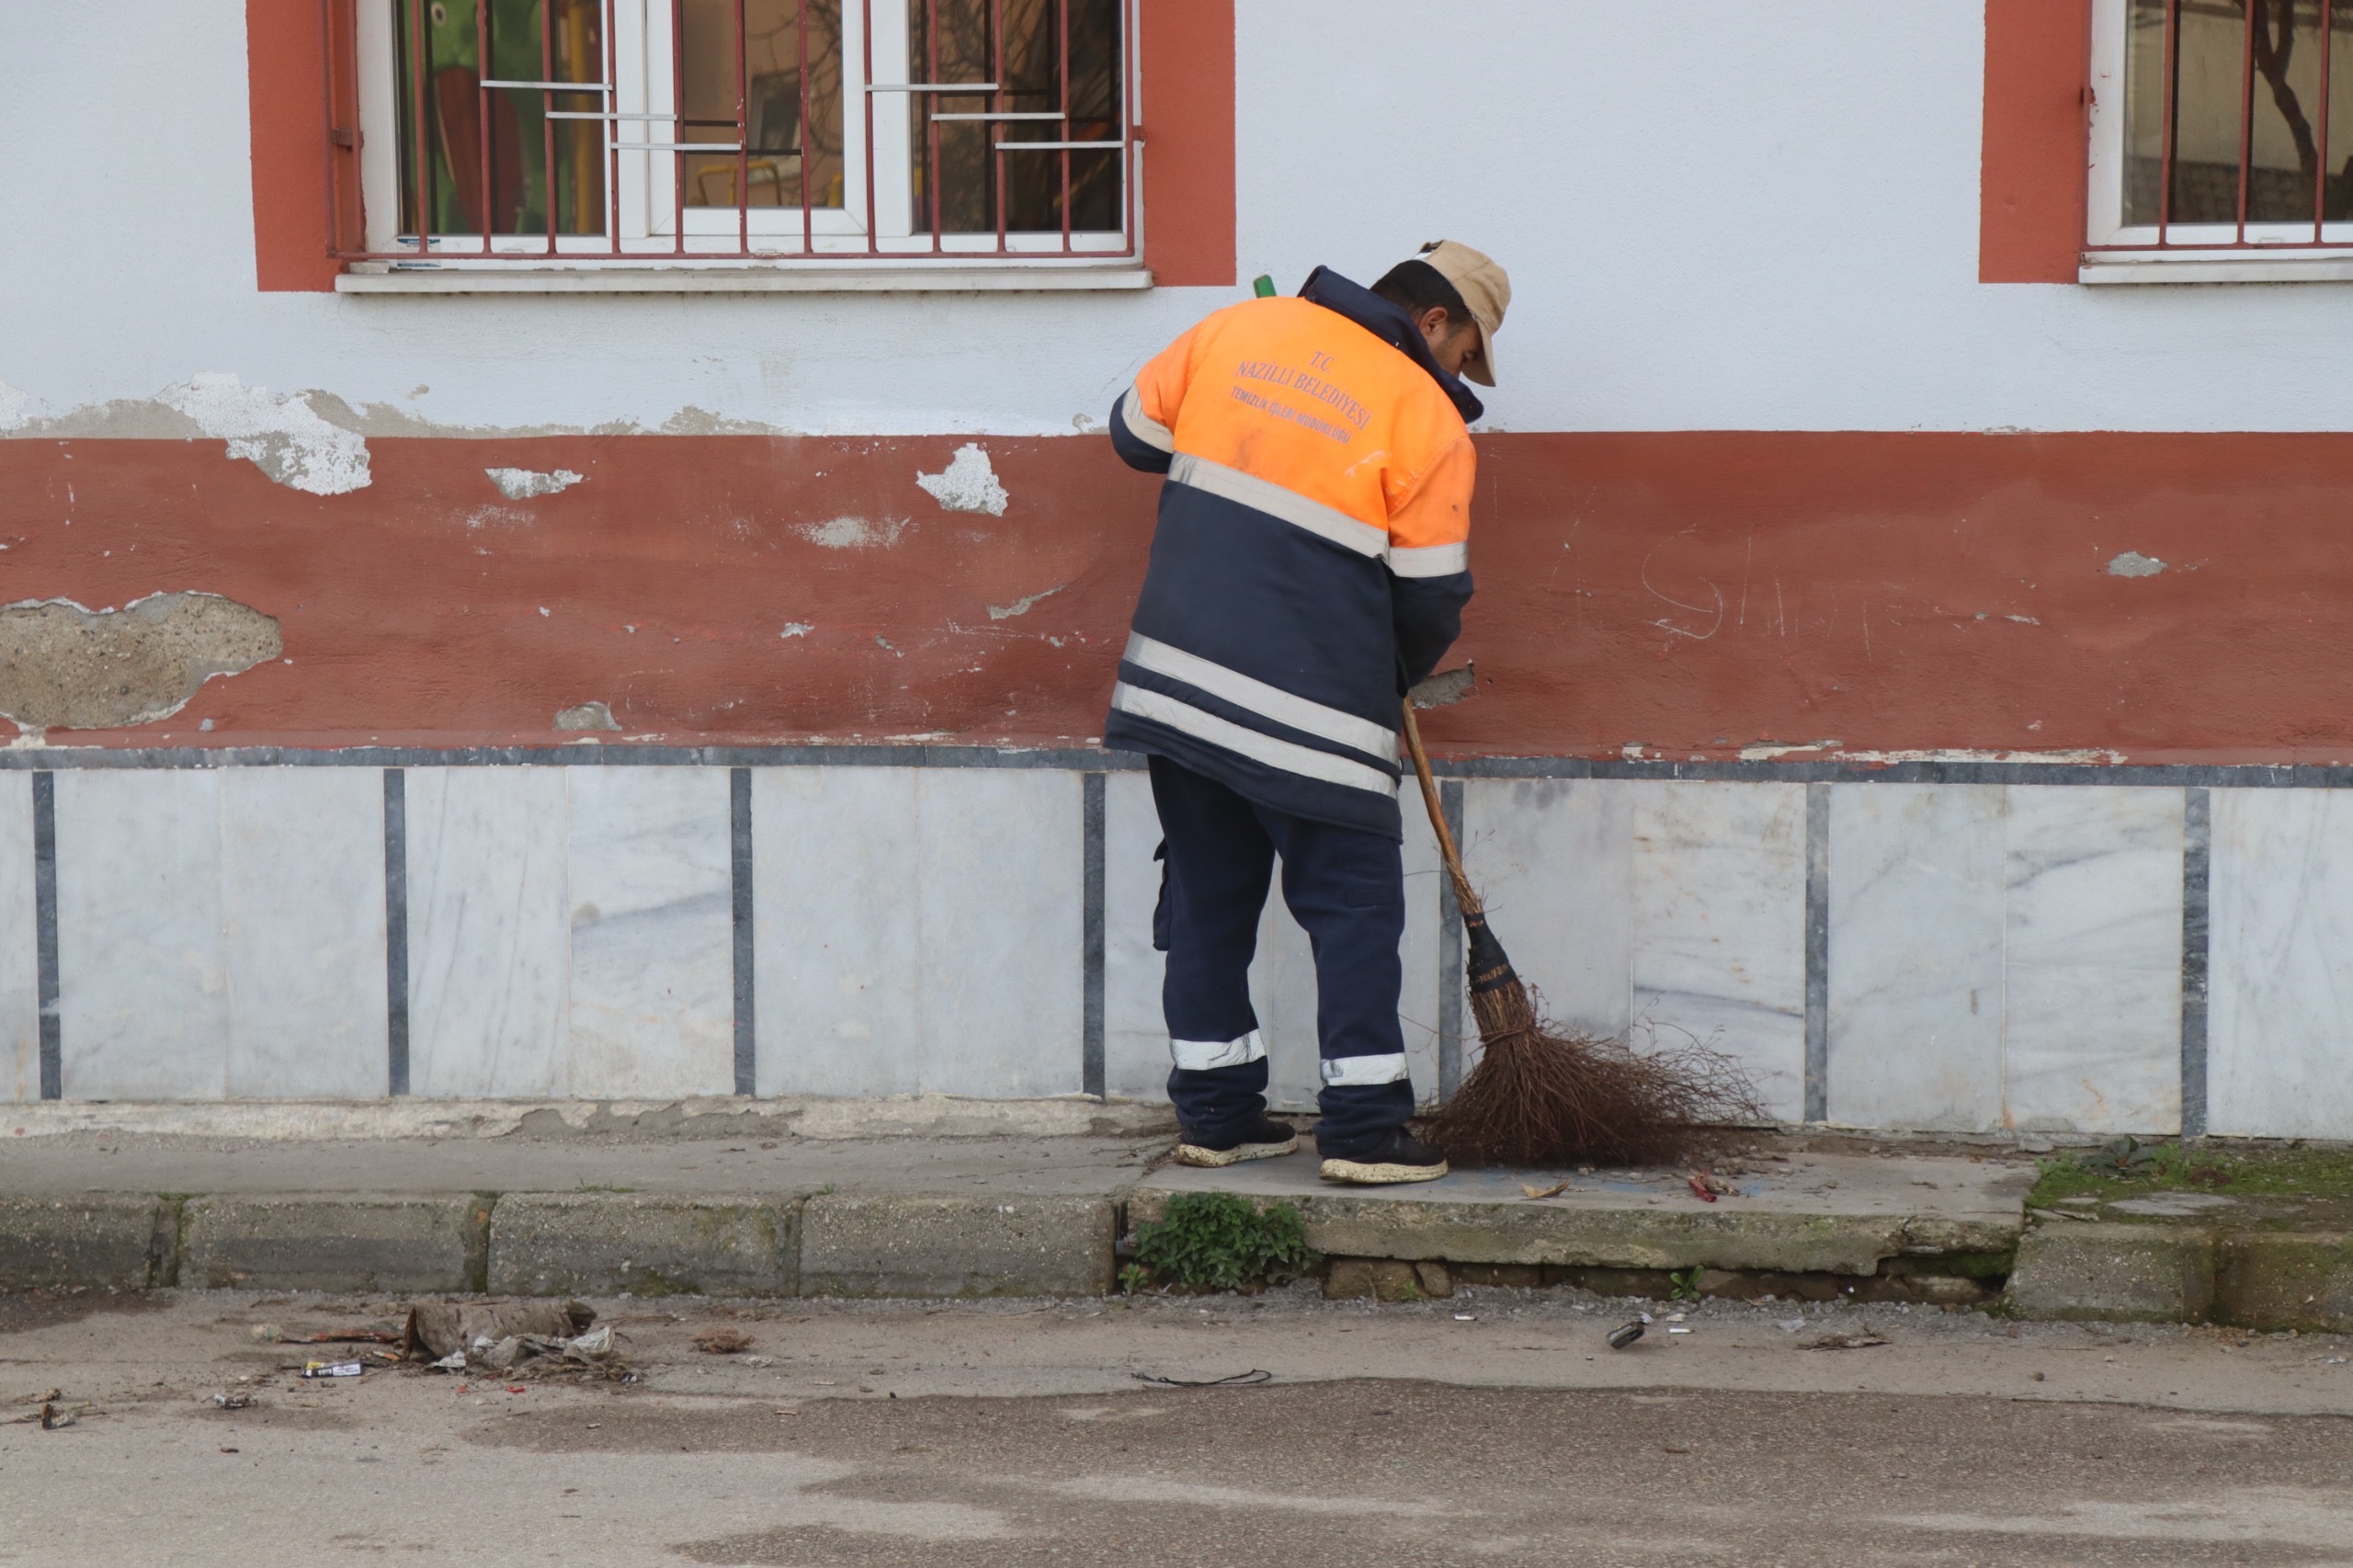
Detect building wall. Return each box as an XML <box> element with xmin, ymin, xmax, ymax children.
<box><xmin>4</xmin><ymin>3</ymin><xmax>2352</xmax><ymax>1129</ymax></box>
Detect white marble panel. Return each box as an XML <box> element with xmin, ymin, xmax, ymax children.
<box><xmin>565</xmin><ymin>768</ymin><xmax>733</xmax><ymax>1099</ymax></box>
<box><xmin>2002</xmin><ymin>787</ymin><xmax>2184</xmax><ymax>1134</ymax></box>
<box><xmin>54</xmin><ymin>770</ymin><xmax>228</xmax><ymax>1099</ymax></box>
<box><xmin>1101</xmin><ymin>770</ymin><xmax>1172</xmax><ymax>1100</ymax></box>
<box><xmin>404</xmin><ymin>767</ymin><xmax>571</xmax><ymax>1097</ymax></box>
<box><xmin>1631</xmin><ymin>781</ymin><xmax>1808</xmax><ymax>1120</ymax></box>
<box><xmin>915</xmin><ymin>768</ymin><xmax>1084</xmax><ymax>1098</ymax></box>
<box><xmin>1825</xmin><ymin>784</ymin><xmax>2006</xmax><ymax>1131</ymax></box>
<box><xmin>1398</xmin><ymin>802</ymin><xmax>1443</xmax><ymax>1109</ymax></box>
<box><xmin>2210</xmin><ymin>789</ymin><xmax>2353</xmax><ymax>1140</ymax></box>
<box><xmin>1460</xmin><ymin>779</ymin><xmax>1637</xmax><ymax>1063</ymax></box>
<box><xmin>221</xmin><ymin>769</ymin><xmax>389</xmax><ymax>1098</ymax></box>
<box><xmin>753</xmin><ymin>767</ymin><xmax>921</xmax><ymax>1096</ymax></box>
<box><xmin>0</xmin><ymin>775</ymin><xmax>40</xmax><ymax>1102</ymax></box>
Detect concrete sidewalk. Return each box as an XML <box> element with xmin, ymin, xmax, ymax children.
<box><xmin>0</xmin><ymin>1105</ymin><xmax>2335</xmax><ymax>1327</ymax></box>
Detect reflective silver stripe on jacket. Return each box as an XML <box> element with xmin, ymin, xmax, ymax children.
<box><xmin>1120</xmin><ymin>384</ymin><xmax>1175</xmax><ymax>452</ymax></box>
<box><xmin>1320</xmin><ymin>1052</ymin><xmax>1410</xmax><ymax>1086</ymax></box>
<box><xmin>1387</xmin><ymin>540</ymin><xmax>1469</xmax><ymax>578</ymax></box>
<box><xmin>1123</xmin><ymin>632</ymin><xmax>1396</xmax><ymax>763</ymax></box>
<box><xmin>1168</xmin><ymin>452</ymin><xmax>1389</xmax><ymax>558</ymax></box>
<box><xmin>1169</xmin><ymin>1029</ymin><xmax>1267</xmax><ymax>1072</ymax></box>
<box><xmin>1110</xmin><ymin>683</ymin><xmax>1398</xmax><ymax>796</ymax></box>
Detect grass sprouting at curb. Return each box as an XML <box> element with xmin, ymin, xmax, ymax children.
<box><xmin>1125</xmin><ymin>1192</ymin><xmax>1319</xmax><ymax>1293</ymax></box>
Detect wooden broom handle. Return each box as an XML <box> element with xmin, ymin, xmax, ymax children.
<box><xmin>1400</xmin><ymin>699</ymin><xmax>1483</xmax><ymax>918</ymax></box>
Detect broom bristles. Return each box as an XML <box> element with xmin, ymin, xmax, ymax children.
<box><xmin>1429</xmin><ymin>979</ymin><xmax>1764</xmax><ymax>1169</ymax></box>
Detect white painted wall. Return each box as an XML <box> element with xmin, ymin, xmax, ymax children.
<box><xmin>7</xmin><ymin>0</ymin><xmax>2353</xmax><ymax>437</ymax></box>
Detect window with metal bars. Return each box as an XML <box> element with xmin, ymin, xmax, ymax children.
<box><xmin>2088</xmin><ymin>0</ymin><xmax>2353</xmax><ymax>260</ymax></box>
<box><xmin>346</xmin><ymin>0</ymin><xmax>1135</xmax><ymax>265</ymax></box>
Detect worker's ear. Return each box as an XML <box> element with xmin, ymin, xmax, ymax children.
<box><xmin>1414</xmin><ymin>305</ymin><xmax>1453</xmax><ymax>341</ymax></box>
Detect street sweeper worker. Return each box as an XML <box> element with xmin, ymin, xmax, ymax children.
<box><xmin>1103</xmin><ymin>240</ymin><xmax>1508</xmax><ymax>1187</ymax></box>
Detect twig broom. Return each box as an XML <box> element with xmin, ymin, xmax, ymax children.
<box><xmin>1400</xmin><ymin>699</ymin><xmax>1761</xmax><ymax>1167</ymax></box>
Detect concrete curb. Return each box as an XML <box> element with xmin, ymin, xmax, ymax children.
<box><xmin>180</xmin><ymin>1194</ymin><xmax>488</xmax><ymax>1294</ymax></box>
<box><xmin>801</xmin><ymin>1194</ymin><xmax>1117</xmax><ymax>1298</ymax></box>
<box><xmin>1128</xmin><ymin>1188</ymin><xmax>2018</xmax><ymax>1278</ymax></box>
<box><xmin>2009</xmin><ymin>1221</ymin><xmax>2353</xmax><ymax>1330</ymax></box>
<box><xmin>488</xmin><ymin>1193</ymin><xmax>801</xmax><ymax>1298</ymax></box>
<box><xmin>0</xmin><ymin>1195</ymin><xmax>171</xmax><ymax>1290</ymax></box>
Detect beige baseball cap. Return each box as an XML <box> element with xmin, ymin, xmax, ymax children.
<box><xmin>1415</xmin><ymin>239</ymin><xmax>1509</xmax><ymax>386</ymax></box>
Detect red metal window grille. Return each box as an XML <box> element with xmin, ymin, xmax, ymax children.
<box><xmin>2094</xmin><ymin>0</ymin><xmax>2353</xmax><ymax>250</ymax></box>
<box><xmin>336</xmin><ymin>0</ymin><xmax>1137</xmax><ymax>266</ymax></box>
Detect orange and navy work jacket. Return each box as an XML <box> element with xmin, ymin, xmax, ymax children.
<box><xmin>1103</xmin><ymin>267</ymin><xmax>1480</xmax><ymax>838</ymax></box>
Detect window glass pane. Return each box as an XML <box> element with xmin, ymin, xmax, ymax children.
<box><xmin>2167</xmin><ymin>1</ymin><xmax>2250</xmax><ymax>223</ymax></box>
<box><xmin>2124</xmin><ymin>0</ymin><xmax>2173</xmax><ymax>225</ymax></box>
<box><xmin>2325</xmin><ymin>6</ymin><xmax>2353</xmax><ymax>217</ymax></box>
<box><xmin>392</xmin><ymin>0</ymin><xmax>606</xmax><ymax>237</ymax></box>
<box><xmin>908</xmin><ymin>0</ymin><xmax>1120</xmax><ymax>234</ymax></box>
<box><xmin>679</xmin><ymin>0</ymin><xmax>847</xmax><ymax>210</ymax></box>
<box><xmin>2245</xmin><ymin>0</ymin><xmax>2326</xmax><ymax>222</ymax></box>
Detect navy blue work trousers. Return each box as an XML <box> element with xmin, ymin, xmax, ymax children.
<box><xmin>1148</xmin><ymin>756</ymin><xmax>1415</xmax><ymax>1157</ymax></box>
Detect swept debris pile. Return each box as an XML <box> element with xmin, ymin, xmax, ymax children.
<box><xmin>402</xmin><ymin>1300</ymin><xmax>631</xmax><ymax>1381</ymax></box>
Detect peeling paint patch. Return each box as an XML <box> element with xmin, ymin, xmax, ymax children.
<box><xmin>1408</xmin><ymin>664</ymin><xmax>1476</xmax><ymax>709</ymax></box>
<box><xmin>0</xmin><ymin>592</ymin><xmax>282</xmax><ymax>731</ymax></box>
<box><xmin>158</xmin><ymin>373</ymin><xmax>371</xmax><ymax>494</ymax></box>
<box><xmin>1739</xmin><ymin>739</ymin><xmax>1844</xmax><ymax>761</ymax></box>
<box><xmin>553</xmin><ymin>700</ymin><xmax>620</xmax><ymax>732</ymax></box>
<box><xmin>987</xmin><ymin>585</ymin><xmax>1065</xmax><ymax>620</ymax></box>
<box><xmin>779</xmin><ymin>622</ymin><xmax>813</xmax><ymax>638</ymax></box>
<box><xmin>486</xmin><ymin>466</ymin><xmax>586</xmax><ymax>499</ymax></box>
<box><xmin>0</xmin><ymin>381</ymin><xmax>27</xmax><ymax>433</ymax></box>
<box><xmin>916</xmin><ymin>443</ymin><xmax>1009</xmax><ymax>516</ymax></box>
<box><xmin>801</xmin><ymin>516</ymin><xmax>906</xmax><ymax>549</ymax></box>
<box><xmin>2108</xmin><ymin>551</ymin><xmax>2167</xmax><ymax>578</ymax></box>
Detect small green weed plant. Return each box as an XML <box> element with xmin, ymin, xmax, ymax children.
<box><xmin>1666</xmin><ymin>1266</ymin><xmax>1704</xmax><ymax>1301</ymax></box>
<box><xmin>1128</xmin><ymin>1192</ymin><xmax>1319</xmax><ymax>1292</ymax></box>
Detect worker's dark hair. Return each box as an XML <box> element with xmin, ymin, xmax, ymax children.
<box><xmin>1370</xmin><ymin>258</ymin><xmax>1474</xmax><ymax>333</ymax></box>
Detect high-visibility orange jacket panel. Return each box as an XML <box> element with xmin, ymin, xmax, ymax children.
<box><xmin>1103</xmin><ymin>267</ymin><xmax>1481</xmax><ymax>838</ymax></box>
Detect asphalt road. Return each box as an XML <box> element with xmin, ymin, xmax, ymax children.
<box><xmin>1</xmin><ymin>1286</ymin><xmax>2349</xmax><ymax>1566</ymax></box>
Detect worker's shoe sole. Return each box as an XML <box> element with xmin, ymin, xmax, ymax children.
<box><xmin>1318</xmin><ymin>1155</ymin><xmax>1449</xmax><ymax>1186</ymax></box>
<box><xmin>1173</xmin><ymin>1134</ymin><xmax>1300</xmax><ymax>1168</ymax></box>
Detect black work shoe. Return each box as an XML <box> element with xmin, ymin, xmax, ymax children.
<box><xmin>1174</xmin><ymin>1114</ymin><xmax>1301</xmax><ymax>1168</ymax></box>
<box><xmin>1318</xmin><ymin>1127</ymin><xmax>1449</xmax><ymax>1186</ymax></box>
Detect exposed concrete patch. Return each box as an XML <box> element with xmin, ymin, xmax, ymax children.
<box><xmin>987</xmin><ymin>585</ymin><xmax>1064</xmax><ymax>620</ymax></box>
<box><xmin>554</xmin><ymin>700</ymin><xmax>620</xmax><ymax>732</ymax></box>
<box><xmin>2108</xmin><ymin>551</ymin><xmax>2167</xmax><ymax>578</ymax></box>
<box><xmin>916</xmin><ymin>443</ymin><xmax>1009</xmax><ymax>516</ymax></box>
<box><xmin>0</xmin><ymin>592</ymin><xmax>283</xmax><ymax>731</ymax></box>
<box><xmin>488</xmin><ymin>466</ymin><xmax>586</xmax><ymax>499</ymax></box>
<box><xmin>1409</xmin><ymin>664</ymin><xmax>1476</xmax><ymax>709</ymax></box>
<box><xmin>779</xmin><ymin>622</ymin><xmax>813</xmax><ymax>638</ymax></box>
<box><xmin>157</xmin><ymin>373</ymin><xmax>372</xmax><ymax>494</ymax></box>
<box><xmin>801</xmin><ymin>515</ymin><xmax>907</xmax><ymax>550</ymax></box>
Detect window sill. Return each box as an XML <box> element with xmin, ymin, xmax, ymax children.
<box><xmin>335</xmin><ymin>263</ymin><xmax>1154</xmax><ymax>294</ymax></box>
<box><xmin>2080</xmin><ymin>252</ymin><xmax>2353</xmax><ymax>286</ymax></box>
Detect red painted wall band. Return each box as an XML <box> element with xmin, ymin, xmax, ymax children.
<box><xmin>6</xmin><ymin>430</ymin><xmax>2347</xmax><ymax>766</ymax></box>
<box><xmin>1980</xmin><ymin>0</ymin><xmax>2092</xmax><ymax>285</ymax></box>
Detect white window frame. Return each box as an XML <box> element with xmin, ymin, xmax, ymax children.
<box><xmin>348</xmin><ymin>0</ymin><xmax>1143</xmax><ymax>282</ymax></box>
<box><xmin>2084</xmin><ymin>0</ymin><xmax>2353</xmax><ymax>283</ymax></box>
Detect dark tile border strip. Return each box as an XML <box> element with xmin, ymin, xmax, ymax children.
<box><xmin>4</xmin><ymin>744</ymin><xmax>2353</xmax><ymax>790</ymax></box>
<box><xmin>2181</xmin><ymin>787</ymin><xmax>2211</xmax><ymax>1139</ymax></box>
<box><xmin>31</xmin><ymin>773</ymin><xmax>59</xmax><ymax>1101</ymax></box>
<box><xmin>1802</xmin><ymin>783</ymin><xmax>1830</xmax><ymax>1124</ymax></box>
<box><xmin>381</xmin><ymin>768</ymin><xmax>409</xmax><ymax>1097</ymax></box>
<box><xmin>1438</xmin><ymin>778</ymin><xmax>1465</xmax><ymax>1101</ymax></box>
<box><xmin>731</xmin><ymin>767</ymin><xmax>756</xmax><ymax>1097</ymax></box>
<box><xmin>1082</xmin><ymin>772</ymin><xmax>1107</xmax><ymax>1098</ymax></box>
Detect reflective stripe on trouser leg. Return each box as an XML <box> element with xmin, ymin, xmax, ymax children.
<box><xmin>1320</xmin><ymin>1051</ymin><xmax>1408</xmax><ymax>1086</ymax></box>
<box><xmin>1172</xmin><ymin>1029</ymin><xmax>1267</xmax><ymax>1073</ymax></box>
